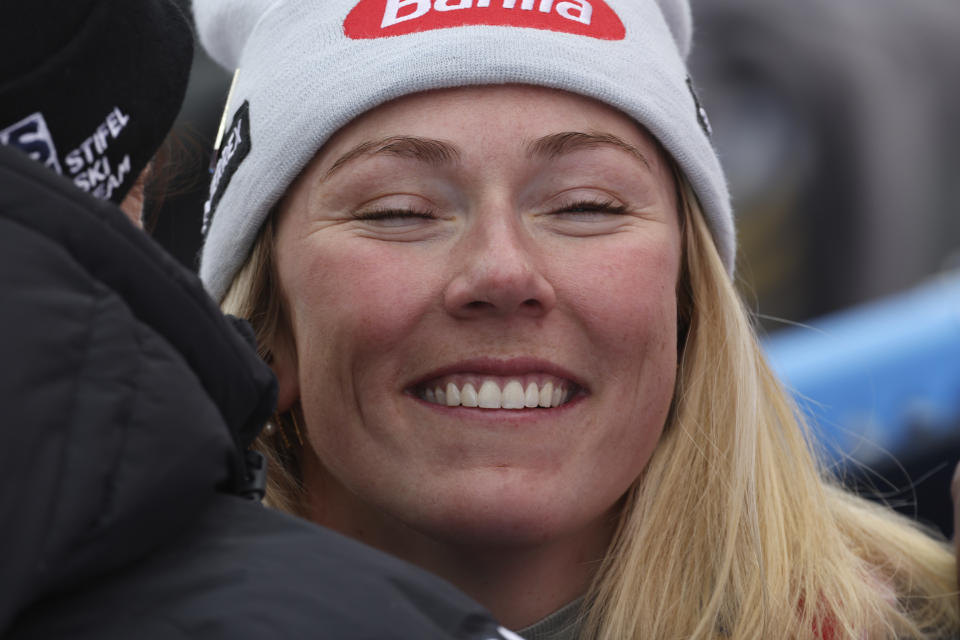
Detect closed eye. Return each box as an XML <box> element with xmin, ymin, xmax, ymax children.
<box><xmin>553</xmin><ymin>200</ymin><xmax>628</xmax><ymax>218</ymax></box>
<box><xmin>353</xmin><ymin>208</ymin><xmax>436</xmax><ymax>221</ymax></box>
<box><xmin>538</xmin><ymin>197</ymin><xmax>639</xmax><ymax>237</ymax></box>
<box><xmin>351</xmin><ymin>208</ymin><xmax>438</xmax><ymax>228</ymax></box>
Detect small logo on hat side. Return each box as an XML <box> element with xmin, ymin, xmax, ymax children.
<box><xmin>1</xmin><ymin>112</ymin><xmax>63</xmax><ymax>174</ymax></box>
<box><xmin>686</xmin><ymin>77</ymin><xmax>712</xmax><ymax>138</ymax></box>
<box><xmin>344</xmin><ymin>0</ymin><xmax>625</xmax><ymax>40</ymax></box>
<box><xmin>204</xmin><ymin>100</ymin><xmax>252</xmax><ymax>235</ymax></box>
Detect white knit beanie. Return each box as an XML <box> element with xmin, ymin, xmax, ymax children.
<box><xmin>194</xmin><ymin>0</ymin><xmax>732</xmax><ymax>302</ymax></box>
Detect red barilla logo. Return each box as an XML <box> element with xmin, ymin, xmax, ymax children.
<box><xmin>344</xmin><ymin>0</ymin><xmax>626</xmax><ymax>40</ymax></box>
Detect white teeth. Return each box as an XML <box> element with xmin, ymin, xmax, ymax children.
<box><xmin>539</xmin><ymin>382</ymin><xmax>553</xmax><ymax>408</ymax></box>
<box><xmin>502</xmin><ymin>381</ymin><xmax>525</xmax><ymax>409</ymax></box>
<box><xmin>421</xmin><ymin>378</ymin><xmax>573</xmax><ymax>409</ymax></box>
<box><xmin>524</xmin><ymin>383</ymin><xmax>540</xmax><ymax>407</ymax></box>
<box><xmin>478</xmin><ymin>380</ymin><xmax>501</xmax><ymax>408</ymax></box>
<box><xmin>461</xmin><ymin>383</ymin><xmax>479</xmax><ymax>407</ymax></box>
<box><xmin>445</xmin><ymin>382</ymin><xmax>460</xmax><ymax>407</ymax></box>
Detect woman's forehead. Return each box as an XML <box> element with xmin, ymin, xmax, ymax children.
<box><xmin>313</xmin><ymin>84</ymin><xmax>668</xmax><ymax>170</ymax></box>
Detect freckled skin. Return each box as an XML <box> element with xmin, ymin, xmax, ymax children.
<box><xmin>270</xmin><ymin>85</ymin><xmax>682</xmax><ymax>619</ymax></box>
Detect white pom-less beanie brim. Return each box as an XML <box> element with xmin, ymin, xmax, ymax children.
<box><xmin>194</xmin><ymin>0</ymin><xmax>733</xmax><ymax>302</ymax></box>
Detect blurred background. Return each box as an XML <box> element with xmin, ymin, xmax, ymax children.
<box><xmin>159</xmin><ymin>0</ymin><xmax>960</xmax><ymax>536</ymax></box>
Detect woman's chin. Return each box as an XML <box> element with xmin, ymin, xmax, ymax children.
<box><xmin>396</xmin><ymin>481</ymin><xmax>614</xmax><ymax>550</ymax></box>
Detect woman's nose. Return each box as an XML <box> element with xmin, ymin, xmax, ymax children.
<box><xmin>443</xmin><ymin>215</ymin><xmax>557</xmax><ymax>319</ymax></box>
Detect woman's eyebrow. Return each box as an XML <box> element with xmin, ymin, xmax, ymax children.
<box><xmin>527</xmin><ymin>131</ymin><xmax>652</xmax><ymax>170</ymax></box>
<box><xmin>322</xmin><ymin>135</ymin><xmax>461</xmax><ymax>180</ymax></box>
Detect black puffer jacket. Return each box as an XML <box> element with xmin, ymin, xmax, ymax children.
<box><xmin>0</xmin><ymin>145</ymin><xmax>515</xmax><ymax>640</ymax></box>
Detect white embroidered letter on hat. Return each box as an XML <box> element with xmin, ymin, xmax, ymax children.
<box><xmin>382</xmin><ymin>0</ymin><xmax>429</xmax><ymax>28</ymax></box>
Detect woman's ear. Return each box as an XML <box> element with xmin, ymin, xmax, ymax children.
<box><xmin>269</xmin><ymin>333</ymin><xmax>300</xmax><ymax>413</ymax></box>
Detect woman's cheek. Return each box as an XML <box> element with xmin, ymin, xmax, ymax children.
<box><xmin>292</xmin><ymin>239</ymin><xmax>443</xmax><ymax>346</ymax></box>
<box><xmin>557</xmin><ymin>248</ymin><xmax>678</xmax><ymax>346</ymax></box>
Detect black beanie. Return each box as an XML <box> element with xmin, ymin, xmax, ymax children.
<box><xmin>0</xmin><ymin>0</ymin><xmax>193</xmax><ymax>204</ymax></box>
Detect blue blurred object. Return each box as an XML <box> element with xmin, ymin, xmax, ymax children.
<box><xmin>763</xmin><ymin>270</ymin><xmax>960</xmax><ymax>467</ymax></box>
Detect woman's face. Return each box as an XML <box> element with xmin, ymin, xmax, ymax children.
<box><xmin>273</xmin><ymin>85</ymin><xmax>682</xmax><ymax>547</ymax></box>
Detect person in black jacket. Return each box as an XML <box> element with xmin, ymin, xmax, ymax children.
<box><xmin>0</xmin><ymin>1</ymin><xmax>518</xmax><ymax>638</ymax></box>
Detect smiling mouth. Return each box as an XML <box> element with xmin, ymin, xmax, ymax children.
<box><xmin>414</xmin><ymin>376</ymin><xmax>579</xmax><ymax>410</ymax></box>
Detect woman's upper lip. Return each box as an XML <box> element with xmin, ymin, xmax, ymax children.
<box><xmin>407</xmin><ymin>357</ymin><xmax>587</xmax><ymax>391</ymax></box>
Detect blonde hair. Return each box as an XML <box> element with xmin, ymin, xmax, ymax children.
<box><xmin>222</xmin><ymin>177</ymin><xmax>958</xmax><ymax>638</ymax></box>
